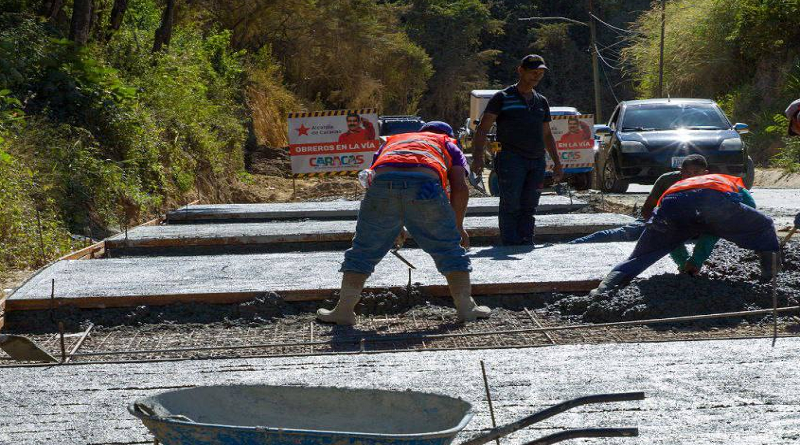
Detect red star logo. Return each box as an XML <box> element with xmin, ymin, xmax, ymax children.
<box><xmin>296</xmin><ymin>124</ymin><xmax>310</xmax><ymax>136</ymax></box>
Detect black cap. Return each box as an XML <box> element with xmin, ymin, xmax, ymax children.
<box><xmin>520</xmin><ymin>54</ymin><xmax>548</xmax><ymax>70</ymax></box>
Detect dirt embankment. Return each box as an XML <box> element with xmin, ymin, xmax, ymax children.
<box><xmin>753</xmin><ymin>168</ymin><xmax>800</xmax><ymax>189</ymax></box>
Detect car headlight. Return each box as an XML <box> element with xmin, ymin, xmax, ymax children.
<box><xmin>620</xmin><ymin>141</ymin><xmax>647</xmax><ymax>153</ymax></box>
<box><xmin>720</xmin><ymin>138</ymin><xmax>743</xmax><ymax>151</ymax></box>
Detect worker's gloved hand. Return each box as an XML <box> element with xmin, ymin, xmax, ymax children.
<box><xmin>416</xmin><ymin>181</ymin><xmax>439</xmax><ymax>200</ymax></box>
<box><xmin>794</xmin><ymin>212</ymin><xmax>800</xmax><ymax>228</ymax></box>
<box><xmin>681</xmin><ymin>261</ymin><xmax>700</xmax><ymax>277</ymax></box>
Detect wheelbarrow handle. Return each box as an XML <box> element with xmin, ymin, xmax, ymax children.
<box><xmin>524</xmin><ymin>427</ymin><xmax>639</xmax><ymax>445</ymax></box>
<box><xmin>459</xmin><ymin>392</ymin><xmax>644</xmax><ymax>445</ymax></box>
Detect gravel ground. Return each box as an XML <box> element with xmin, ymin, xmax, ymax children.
<box><xmin>547</xmin><ymin>239</ymin><xmax>800</xmax><ymax>323</ymax></box>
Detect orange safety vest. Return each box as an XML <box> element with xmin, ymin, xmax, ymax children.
<box><xmin>657</xmin><ymin>173</ymin><xmax>745</xmax><ymax>206</ymax></box>
<box><xmin>373</xmin><ymin>132</ymin><xmax>454</xmax><ymax>191</ymax></box>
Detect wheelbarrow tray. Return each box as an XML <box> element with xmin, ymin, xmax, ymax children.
<box><xmin>129</xmin><ymin>385</ymin><xmax>474</xmax><ymax>445</ymax></box>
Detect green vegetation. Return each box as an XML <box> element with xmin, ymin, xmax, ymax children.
<box><xmin>1</xmin><ymin>0</ymin><xmax>799</xmax><ymax>275</ymax></box>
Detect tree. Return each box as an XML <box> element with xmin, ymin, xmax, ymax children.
<box><xmin>153</xmin><ymin>0</ymin><xmax>176</xmax><ymax>52</ymax></box>
<box><xmin>40</xmin><ymin>0</ymin><xmax>65</xmax><ymax>20</ymax></box>
<box><xmin>402</xmin><ymin>0</ymin><xmax>499</xmax><ymax>124</ymax></box>
<box><xmin>106</xmin><ymin>0</ymin><xmax>128</xmax><ymax>40</ymax></box>
<box><xmin>70</xmin><ymin>0</ymin><xmax>94</xmax><ymax>45</ymax></box>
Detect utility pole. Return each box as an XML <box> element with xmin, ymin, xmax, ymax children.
<box><xmin>658</xmin><ymin>0</ymin><xmax>666</xmax><ymax>97</ymax></box>
<box><xmin>588</xmin><ymin>0</ymin><xmax>602</xmax><ymax>122</ymax></box>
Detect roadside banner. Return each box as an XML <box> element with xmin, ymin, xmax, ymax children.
<box><xmin>546</xmin><ymin>114</ymin><xmax>596</xmax><ymax>173</ymax></box>
<box><xmin>287</xmin><ymin>108</ymin><xmax>379</xmax><ymax>176</ymax></box>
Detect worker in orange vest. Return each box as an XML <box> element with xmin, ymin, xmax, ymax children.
<box><xmin>317</xmin><ymin>121</ymin><xmax>491</xmax><ymax>325</ymax></box>
<box><xmin>590</xmin><ymin>173</ymin><xmax>781</xmax><ymax>296</ymax></box>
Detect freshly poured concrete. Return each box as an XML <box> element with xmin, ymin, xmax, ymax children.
<box><xmin>1</xmin><ymin>338</ymin><xmax>798</xmax><ymax>444</ymax></box>
<box><xmin>166</xmin><ymin>196</ymin><xmax>587</xmax><ymax>223</ymax></box>
<box><xmin>107</xmin><ymin>214</ymin><xmax>635</xmax><ymax>250</ymax></box>
<box><xmin>8</xmin><ymin>243</ymin><xmax>672</xmax><ymax>310</ymax></box>
<box><xmin>615</xmin><ymin>186</ymin><xmax>800</xmax><ymax>229</ymax></box>
<box><xmin>750</xmin><ymin>188</ymin><xmax>800</xmax><ymax>229</ymax></box>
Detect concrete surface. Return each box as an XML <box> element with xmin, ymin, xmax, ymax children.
<box><xmin>166</xmin><ymin>196</ymin><xmax>587</xmax><ymax>223</ymax></box>
<box><xmin>107</xmin><ymin>214</ymin><xmax>636</xmax><ymax>251</ymax></box>
<box><xmin>1</xmin><ymin>337</ymin><xmax>798</xmax><ymax>444</ymax></box>
<box><xmin>598</xmin><ymin>186</ymin><xmax>800</xmax><ymax>229</ymax></box>
<box><xmin>8</xmin><ymin>243</ymin><xmax>674</xmax><ymax>309</ymax></box>
<box><xmin>749</xmin><ymin>188</ymin><xmax>800</xmax><ymax>229</ymax></box>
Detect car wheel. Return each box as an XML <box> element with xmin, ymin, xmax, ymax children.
<box><xmin>600</xmin><ymin>155</ymin><xmax>629</xmax><ymax>193</ymax></box>
<box><xmin>488</xmin><ymin>169</ymin><xmax>500</xmax><ymax>196</ymax></box>
<box><xmin>744</xmin><ymin>156</ymin><xmax>755</xmax><ymax>189</ymax></box>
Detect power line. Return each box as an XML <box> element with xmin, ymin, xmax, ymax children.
<box><xmin>598</xmin><ymin>51</ymin><xmax>620</xmax><ymax>104</ymax></box>
<box><xmin>594</xmin><ymin>44</ymin><xmax>622</xmax><ymax>70</ymax></box>
<box><xmin>589</xmin><ymin>13</ymin><xmax>640</xmax><ymax>35</ymax></box>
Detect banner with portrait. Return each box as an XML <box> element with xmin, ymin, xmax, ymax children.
<box><xmin>546</xmin><ymin>114</ymin><xmax>596</xmax><ymax>173</ymax></box>
<box><xmin>287</xmin><ymin>109</ymin><xmax>379</xmax><ymax>176</ymax></box>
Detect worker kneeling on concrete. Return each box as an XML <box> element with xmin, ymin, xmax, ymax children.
<box><xmin>590</xmin><ymin>173</ymin><xmax>781</xmax><ymax>296</ymax></box>
<box><xmin>573</xmin><ymin>155</ymin><xmax>757</xmax><ymax>276</ymax></box>
<box><xmin>317</xmin><ymin>121</ymin><xmax>491</xmax><ymax>325</ymax></box>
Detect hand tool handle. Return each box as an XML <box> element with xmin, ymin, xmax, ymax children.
<box><xmin>524</xmin><ymin>428</ymin><xmax>639</xmax><ymax>445</ymax></box>
<box><xmin>460</xmin><ymin>392</ymin><xmax>645</xmax><ymax>445</ymax></box>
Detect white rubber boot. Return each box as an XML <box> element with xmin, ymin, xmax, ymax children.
<box><xmin>316</xmin><ymin>272</ymin><xmax>369</xmax><ymax>325</ymax></box>
<box><xmin>446</xmin><ymin>271</ymin><xmax>491</xmax><ymax>322</ymax></box>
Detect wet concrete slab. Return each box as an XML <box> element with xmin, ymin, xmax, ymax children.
<box><xmin>107</xmin><ymin>214</ymin><xmax>635</xmax><ymax>251</ymax></box>
<box><xmin>591</xmin><ymin>186</ymin><xmax>800</xmax><ymax>229</ymax></box>
<box><xmin>1</xmin><ymin>337</ymin><xmax>798</xmax><ymax>444</ymax></box>
<box><xmin>749</xmin><ymin>189</ymin><xmax>800</xmax><ymax>229</ymax></box>
<box><xmin>165</xmin><ymin>196</ymin><xmax>588</xmax><ymax>223</ymax></box>
<box><xmin>7</xmin><ymin>243</ymin><xmax>672</xmax><ymax>310</ymax></box>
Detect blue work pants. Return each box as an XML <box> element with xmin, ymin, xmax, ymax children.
<box><xmin>496</xmin><ymin>150</ymin><xmax>547</xmax><ymax>245</ymax></box>
<box><xmin>569</xmin><ymin>220</ymin><xmax>646</xmax><ymax>244</ymax></box>
<box><xmin>342</xmin><ymin>172</ymin><xmax>470</xmax><ymax>275</ymax></box>
<box><xmin>611</xmin><ymin>189</ymin><xmax>779</xmax><ymax>279</ymax></box>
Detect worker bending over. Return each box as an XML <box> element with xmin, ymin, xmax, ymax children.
<box><xmin>590</xmin><ymin>173</ymin><xmax>780</xmax><ymax>296</ymax></box>
<box><xmin>572</xmin><ymin>155</ymin><xmax>755</xmax><ymax>275</ymax></box>
<box><xmin>317</xmin><ymin>121</ymin><xmax>491</xmax><ymax>325</ymax></box>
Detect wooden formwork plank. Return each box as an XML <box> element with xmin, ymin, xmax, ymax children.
<box><xmin>4</xmin><ymin>279</ymin><xmax>600</xmax><ymax>311</ymax></box>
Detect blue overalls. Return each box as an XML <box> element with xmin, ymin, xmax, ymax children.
<box><xmin>611</xmin><ymin>188</ymin><xmax>779</xmax><ymax>280</ymax></box>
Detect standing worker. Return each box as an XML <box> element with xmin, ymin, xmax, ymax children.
<box><xmin>317</xmin><ymin>121</ymin><xmax>491</xmax><ymax>325</ymax></box>
<box><xmin>471</xmin><ymin>54</ymin><xmax>564</xmax><ymax>245</ymax></box>
<box><xmin>590</xmin><ymin>173</ymin><xmax>781</xmax><ymax>296</ymax></box>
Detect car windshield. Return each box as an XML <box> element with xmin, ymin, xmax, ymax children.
<box><xmin>380</xmin><ymin>121</ymin><xmax>424</xmax><ymax>136</ymax></box>
<box><xmin>621</xmin><ymin>103</ymin><xmax>729</xmax><ymax>131</ymax></box>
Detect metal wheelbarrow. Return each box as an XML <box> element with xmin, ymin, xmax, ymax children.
<box><xmin>129</xmin><ymin>385</ymin><xmax>644</xmax><ymax>445</ymax></box>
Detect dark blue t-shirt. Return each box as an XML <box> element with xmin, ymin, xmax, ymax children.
<box><xmin>483</xmin><ymin>85</ymin><xmax>551</xmax><ymax>158</ymax></box>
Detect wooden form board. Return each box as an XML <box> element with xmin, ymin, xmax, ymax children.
<box><xmin>5</xmin><ymin>280</ymin><xmax>600</xmax><ymax>311</ymax></box>
<box><xmin>6</xmin><ymin>243</ymin><xmax>675</xmax><ymax>312</ymax></box>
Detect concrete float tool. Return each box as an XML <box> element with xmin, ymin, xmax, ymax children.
<box><xmin>0</xmin><ymin>334</ymin><xmax>58</xmax><ymax>363</ymax></box>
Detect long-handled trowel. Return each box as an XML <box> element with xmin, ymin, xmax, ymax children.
<box><xmin>0</xmin><ymin>334</ymin><xmax>58</xmax><ymax>363</ymax></box>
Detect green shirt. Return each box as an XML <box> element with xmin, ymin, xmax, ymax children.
<box><xmin>649</xmin><ymin>171</ymin><xmax>682</xmax><ymax>203</ymax></box>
